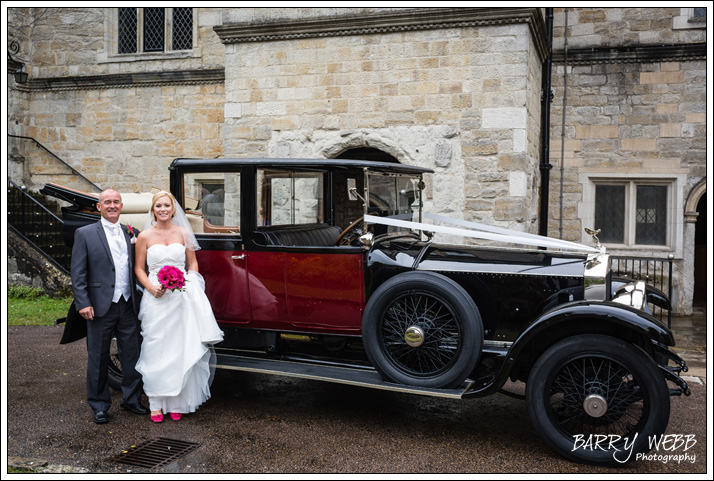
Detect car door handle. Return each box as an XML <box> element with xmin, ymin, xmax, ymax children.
<box><xmin>232</xmin><ymin>254</ymin><xmax>246</xmax><ymax>261</ymax></box>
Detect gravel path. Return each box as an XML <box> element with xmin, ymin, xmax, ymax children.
<box><xmin>6</xmin><ymin>325</ymin><xmax>708</xmax><ymax>474</ymax></box>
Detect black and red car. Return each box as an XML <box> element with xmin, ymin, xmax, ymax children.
<box><xmin>44</xmin><ymin>157</ymin><xmax>690</xmax><ymax>466</ymax></box>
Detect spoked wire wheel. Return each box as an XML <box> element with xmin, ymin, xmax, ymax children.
<box><xmin>547</xmin><ymin>355</ymin><xmax>645</xmax><ymax>437</ymax></box>
<box><xmin>526</xmin><ymin>334</ymin><xmax>669</xmax><ymax>466</ymax></box>
<box><xmin>381</xmin><ymin>290</ymin><xmax>462</xmax><ymax>377</ymax></box>
<box><xmin>363</xmin><ymin>271</ymin><xmax>483</xmax><ymax>389</ymax></box>
<box><xmin>108</xmin><ymin>337</ymin><xmax>123</xmax><ymax>391</ymax></box>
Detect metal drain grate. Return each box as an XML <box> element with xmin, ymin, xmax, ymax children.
<box><xmin>110</xmin><ymin>437</ymin><xmax>200</xmax><ymax>469</ymax></box>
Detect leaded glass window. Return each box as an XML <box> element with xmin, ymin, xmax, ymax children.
<box><xmin>635</xmin><ymin>185</ymin><xmax>667</xmax><ymax>245</ymax></box>
<box><xmin>116</xmin><ymin>8</ymin><xmax>193</xmax><ymax>55</ymax></box>
<box><xmin>118</xmin><ymin>8</ymin><xmax>137</xmax><ymax>54</ymax></box>
<box><xmin>594</xmin><ymin>185</ymin><xmax>625</xmax><ymax>244</ymax></box>
<box><xmin>144</xmin><ymin>8</ymin><xmax>165</xmax><ymax>52</ymax></box>
<box><xmin>592</xmin><ymin>181</ymin><xmax>670</xmax><ymax>247</ymax></box>
<box><xmin>172</xmin><ymin>8</ymin><xmax>193</xmax><ymax>51</ymax></box>
<box><xmin>692</xmin><ymin>8</ymin><xmax>706</xmax><ymax>19</ymax></box>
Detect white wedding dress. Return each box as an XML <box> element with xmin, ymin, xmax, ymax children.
<box><xmin>135</xmin><ymin>243</ymin><xmax>224</xmax><ymax>414</ymax></box>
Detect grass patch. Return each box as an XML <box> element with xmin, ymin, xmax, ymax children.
<box><xmin>8</xmin><ymin>286</ymin><xmax>72</xmax><ymax>326</ymax></box>
<box><xmin>8</xmin><ymin>466</ymin><xmax>36</xmax><ymax>474</ymax></box>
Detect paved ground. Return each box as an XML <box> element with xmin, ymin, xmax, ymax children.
<box><xmin>5</xmin><ymin>311</ymin><xmax>708</xmax><ymax>475</ymax></box>
<box><xmin>669</xmin><ymin>308</ymin><xmax>708</xmax><ymax>381</ymax></box>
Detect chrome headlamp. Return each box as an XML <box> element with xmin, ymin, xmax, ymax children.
<box><xmin>612</xmin><ymin>280</ymin><xmax>647</xmax><ymax>311</ymax></box>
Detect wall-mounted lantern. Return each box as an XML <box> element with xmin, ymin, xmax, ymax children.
<box><xmin>8</xmin><ymin>40</ymin><xmax>28</xmax><ymax>84</ymax></box>
<box><xmin>13</xmin><ymin>66</ymin><xmax>29</xmax><ymax>84</ymax></box>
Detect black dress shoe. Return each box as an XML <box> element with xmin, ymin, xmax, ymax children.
<box><xmin>94</xmin><ymin>411</ymin><xmax>109</xmax><ymax>424</ymax></box>
<box><xmin>120</xmin><ymin>401</ymin><xmax>150</xmax><ymax>415</ymax></box>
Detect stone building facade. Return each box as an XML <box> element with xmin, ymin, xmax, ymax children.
<box><xmin>5</xmin><ymin>7</ymin><xmax>708</xmax><ymax>312</ymax></box>
<box><xmin>546</xmin><ymin>8</ymin><xmax>707</xmax><ymax>313</ymax></box>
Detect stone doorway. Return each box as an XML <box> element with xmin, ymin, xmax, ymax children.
<box><xmin>335</xmin><ymin>148</ymin><xmax>399</xmax><ymax>163</ymax></box>
<box><xmin>693</xmin><ymin>193</ymin><xmax>706</xmax><ymax>308</ymax></box>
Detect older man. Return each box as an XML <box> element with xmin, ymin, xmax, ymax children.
<box><xmin>71</xmin><ymin>188</ymin><xmax>148</xmax><ymax>423</ymax></box>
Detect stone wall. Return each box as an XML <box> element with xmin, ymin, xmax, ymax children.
<box><xmin>11</xmin><ymin>7</ymin><xmax>548</xmax><ymax>230</ymax></box>
<box><xmin>220</xmin><ymin>9</ymin><xmax>546</xmax><ymax>231</ymax></box>
<box><xmin>20</xmin><ymin>83</ymin><xmax>226</xmax><ymax>193</ymax></box>
<box><xmin>7</xmin><ymin>229</ymin><xmax>72</xmax><ymax>297</ymax></box>
<box><xmin>548</xmin><ymin>59</ymin><xmax>706</xmax><ymax>243</ymax></box>
<box><xmin>9</xmin><ymin>7</ymin><xmax>228</xmax><ymax>193</ymax></box>
<box><xmin>547</xmin><ymin>7</ymin><xmax>707</xmax><ymax>312</ymax></box>
<box><xmin>552</xmin><ymin>7</ymin><xmax>706</xmax><ymax>49</ymax></box>
<box><xmin>25</xmin><ymin>7</ymin><xmax>226</xmax><ymax>78</ymax></box>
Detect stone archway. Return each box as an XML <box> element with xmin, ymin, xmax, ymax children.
<box><xmin>318</xmin><ymin>131</ymin><xmax>409</xmax><ymax>164</ymax></box>
<box><xmin>335</xmin><ymin>147</ymin><xmax>399</xmax><ymax>163</ymax></box>
<box><xmin>683</xmin><ymin>179</ymin><xmax>706</xmax><ymax>313</ymax></box>
<box><xmin>692</xmin><ymin>193</ymin><xmax>706</xmax><ymax>307</ymax></box>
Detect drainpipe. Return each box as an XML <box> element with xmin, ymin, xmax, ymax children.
<box><xmin>558</xmin><ymin>9</ymin><xmax>569</xmax><ymax>240</ymax></box>
<box><xmin>538</xmin><ymin>8</ymin><xmax>554</xmax><ymax>237</ymax></box>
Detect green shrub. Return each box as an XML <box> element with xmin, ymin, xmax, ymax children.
<box><xmin>8</xmin><ymin>285</ymin><xmax>46</xmax><ymax>299</ymax></box>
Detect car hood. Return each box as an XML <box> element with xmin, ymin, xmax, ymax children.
<box><xmin>368</xmin><ymin>235</ymin><xmax>588</xmax><ymax>278</ymax></box>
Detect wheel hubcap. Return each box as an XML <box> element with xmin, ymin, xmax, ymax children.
<box><xmin>583</xmin><ymin>393</ymin><xmax>608</xmax><ymax>418</ymax></box>
<box><xmin>381</xmin><ymin>291</ymin><xmax>462</xmax><ymax>377</ymax></box>
<box><xmin>404</xmin><ymin>326</ymin><xmax>425</xmax><ymax>347</ymax></box>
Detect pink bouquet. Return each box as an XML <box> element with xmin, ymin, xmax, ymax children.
<box><xmin>157</xmin><ymin>265</ymin><xmax>186</xmax><ymax>292</ymax></box>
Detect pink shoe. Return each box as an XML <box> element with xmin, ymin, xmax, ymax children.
<box><xmin>170</xmin><ymin>413</ymin><xmax>182</xmax><ymax>421</ymax></box>
<box><xmin>151</xmin><ymin>413</ymin><xmax>164</xmax><ymax>423</ymax></box>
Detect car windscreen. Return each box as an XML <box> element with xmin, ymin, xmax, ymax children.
<box><xmin>366</xmin><ymin>172</ymin><xmax>422</xmax><ymax>233</ymax></box>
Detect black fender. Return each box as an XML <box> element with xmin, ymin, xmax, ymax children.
<box><xmin>516</xmin><ymin>300</ymin><xmax>673</xmax><ymax>346</ymax></box>
<box><xmin>464</xmin><ymin>300</ymin><xmax>674</xmax><ymax>398</ymax></box>
<box><xmin>643</xmin><ymin>284</ymin><xmax>672</xmax><ymax>311</ymax></box>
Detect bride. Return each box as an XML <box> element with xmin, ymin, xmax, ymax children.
<box><xmin>134</xmin><ymin>191</ymin><xmax>224</xmax><ymax>422</ymax></box>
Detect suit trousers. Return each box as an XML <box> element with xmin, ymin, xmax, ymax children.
<box><xmin>86</xmin><ymin>297</ymin><xmax>143</xmax><ymax>413</ymax></box>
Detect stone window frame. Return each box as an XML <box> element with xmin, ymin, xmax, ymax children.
<box><xmin>99</xmin><ymin>7</ymin><xmax>200</xmax><ymax>63</ymax></box>
<box><xmin>579</xmin><ymin>172</ymin><xmax>687</xmax><ymax>258</ymax></box>
<box><xmin>673</xmin><ymin>8</ymin><xmax>707</xmax><ymax>29</ymax></box>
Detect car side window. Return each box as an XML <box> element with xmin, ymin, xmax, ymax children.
<box><xmin>257</xmin><ymin>169</ymin><xmax>324</xmax><ymax>227</ymax></box>
<box><xmin>182</xmin><ymin>172</ymin><xmax>241</xmax><ymax>235</ymax></box>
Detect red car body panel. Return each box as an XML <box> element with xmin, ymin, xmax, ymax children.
<box><xmin>284</xmin><ymin>252</ymin><xmax>365</xmax><ymax>331</ymax></box>
<box><xmin>199</xmin><ymin>249</ymin><xmax>365</xmax><ymax>333</ymax></box>
<box><xmin>196</xmin><ymin>249</ymin><xmax>251</xmax><ymax>325</ymax></box>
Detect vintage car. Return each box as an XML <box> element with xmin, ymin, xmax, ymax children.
<box><xmin>43</xmin><ymin>157</ymin><xmax>690</xmax><ymax>466</ymax></box>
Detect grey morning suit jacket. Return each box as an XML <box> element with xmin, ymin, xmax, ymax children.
<box><xmin>71</xmin><ymin>221</ymin><xmax>141</xmax><ymax>316</ymax></box>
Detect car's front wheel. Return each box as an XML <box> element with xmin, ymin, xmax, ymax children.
<box><xmin>526</xmin><ymin>334</ymin><xmax>670</xmax><ymax>466</ymax></box>
<box><xmin>362</xmin><ymin>271</ymin><xmax>483</xmax><ymax>389</ymax></box>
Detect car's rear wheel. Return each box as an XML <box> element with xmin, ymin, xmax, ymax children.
<box><xmin>526</xmin><ymin>334</ymin><xmax>670</xmax><ymax>466</ymax></box>
<box><xmin>362</xmin><ymin>271</ymin><xmax>483</xmax><ymax>389</ymax></box>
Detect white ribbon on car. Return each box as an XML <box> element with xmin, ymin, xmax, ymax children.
<box><xmin>364</xmin><ymin>213</ymin><xmax>599</xmax><ymax>253</ymax></box>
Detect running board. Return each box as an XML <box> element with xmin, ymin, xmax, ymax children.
<box><xmin>213</xmin><ymin>354</ymin><xmax>473</xmax><ymax>399</ymax></box>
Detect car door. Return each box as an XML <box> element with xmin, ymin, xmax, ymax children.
<box><xmin>181</xmin><ymin>170</ymin><xmax>252</xmax><ymax>325</ymax></box>
<box><xmin>284</xmin><ymin>248</ymin><xmax>365</xmax><ymax>332</ymax></box>
<box><xmin>246</xmin><ymin>167</ymin><xmax>366</xmax><ymax>333</ymax></box>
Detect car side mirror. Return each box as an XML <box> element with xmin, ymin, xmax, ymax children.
<box><xmin>347</xmin><ymin>178</ymin><xmax>366</xmax><ymax>204</ymax></box>
<box><xmin>348</xmin><ymin>178</ymin><xmax>358</xmax><ymax>201</ymax></box>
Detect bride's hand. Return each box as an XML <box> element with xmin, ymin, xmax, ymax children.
<box><xmin>149</xmin><ymin>284</ymin><xmax>165</xmax><ymax>298</ymax></box>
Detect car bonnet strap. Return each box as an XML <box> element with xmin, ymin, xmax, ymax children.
<box><xmin>364</xmin><ymin>213</ymin><xmax>600</xmax><ymax>253</ymax></box>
